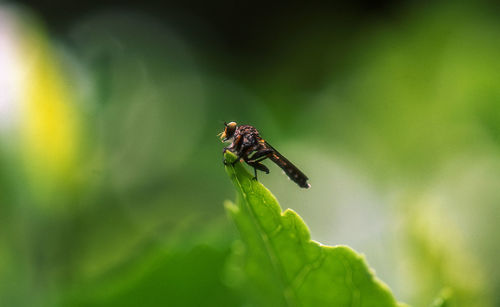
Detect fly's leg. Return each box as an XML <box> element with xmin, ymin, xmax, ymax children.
<box><xmin>247</xmin><ymin>148</ymin><xmax>273</xmax><ymax>163</ymax></box>
<box><xmin>230</xmin><ymin>134</ymin><xmax>244</xmax><ymax>165</ymax></box>
<box><xmin>244</xmin><ymin>148</ymin><xmax>273</xmax><ymax>180</ymax></box>
<box><xmin>222</xmin><ymin>146</ymin><xmax>237</xmax><ymax>165</ymax></box>
<box><xmin>232</xmin><ymin>143</ymin><xmax>256</xmax><ymax>166</ymax></box>
<box><xmin>224</xmin><ymin>134</ymin><xmax>244</xmax><ymax>165</ymax></box>
<box><xmin>222</xmin><ymin>147</ymin><xmax>229</xmax><ymax>165</ymax></box>
<box><xmin>246</xmin><ymin>160</ymin><xmax>270</xmax><ymax>181</ymax></box>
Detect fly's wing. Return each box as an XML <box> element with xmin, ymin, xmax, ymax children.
<box><xmin>265</xmin><ymin>141</ymin><xmax>310</xmax><ymax>188</ymax></box>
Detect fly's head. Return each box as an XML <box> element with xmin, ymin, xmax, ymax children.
<box><xmin>219</xmin><ymin>121</ymin><xmax>237</xmax><ymax>143</ymax></box>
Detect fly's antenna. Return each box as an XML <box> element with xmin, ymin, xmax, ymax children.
<box><xmin>217</xmin><ymin>120</ymin><xmax>227</xmax><ymax>126</ymax></box>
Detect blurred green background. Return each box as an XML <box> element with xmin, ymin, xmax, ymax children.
<box><xmin>0</xmin><ymin>1</ymin><xmax>499</xmax><ymax>306</ymax></box>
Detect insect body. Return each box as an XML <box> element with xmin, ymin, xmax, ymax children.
<box><xmin>220</xmin><ymin>122</ymin><xmax>310</xmax><ymax>189</ymax></box>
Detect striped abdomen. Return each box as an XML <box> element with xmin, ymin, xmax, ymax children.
<box><xmin>267</xmin><ymin>146</ymin><xmax>310</xmax><ymax>189</ymax></box>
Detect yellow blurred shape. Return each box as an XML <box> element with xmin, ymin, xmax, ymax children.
<box><xmin>18</xmin><ymin>19</ymin><xmax>81</xmax><ymax>205</ymax></box>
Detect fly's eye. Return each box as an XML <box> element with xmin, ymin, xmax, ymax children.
<box><xmin>220</xmin><ymin>121</ymin><xmax>237</xmax><ymax>141</ymax></box>
<box><xmin>225</xmin><ymin>121</ymin><xmax>237</xmax><ymax>138</ymax></box>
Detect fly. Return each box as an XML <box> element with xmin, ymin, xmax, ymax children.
<box><xmin>220</xmin><ymin>121</ymin><xmax>310</xmax><ymax>189</ymax></box>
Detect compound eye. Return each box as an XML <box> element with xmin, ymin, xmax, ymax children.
<box><xmin>225</xmin><ymin>122</ymin><xmax>237</xmax><ymax>138</ymax></box>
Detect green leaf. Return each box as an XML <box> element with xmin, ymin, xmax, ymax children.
<box><xmin>223</xmin><ymin>151</ymin><xmax>405</xmax><ymax>307</ymax></box>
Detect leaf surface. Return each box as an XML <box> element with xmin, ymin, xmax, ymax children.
<box><xmin>224</xmin><ymin>151</ymin><xmax>404</xmax><ymax>307</ymax></box>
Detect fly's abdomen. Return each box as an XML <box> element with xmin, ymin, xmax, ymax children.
<box><xmin>269</xmin><ymin>152</ymin><xmax>310</xmax><ymax>189</ymax></box>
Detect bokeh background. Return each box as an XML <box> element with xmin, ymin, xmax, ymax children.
<box><xmin>1</xmin><ymin>0</ymin><xmax>499</xmax><ymax>306</ymax></box>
